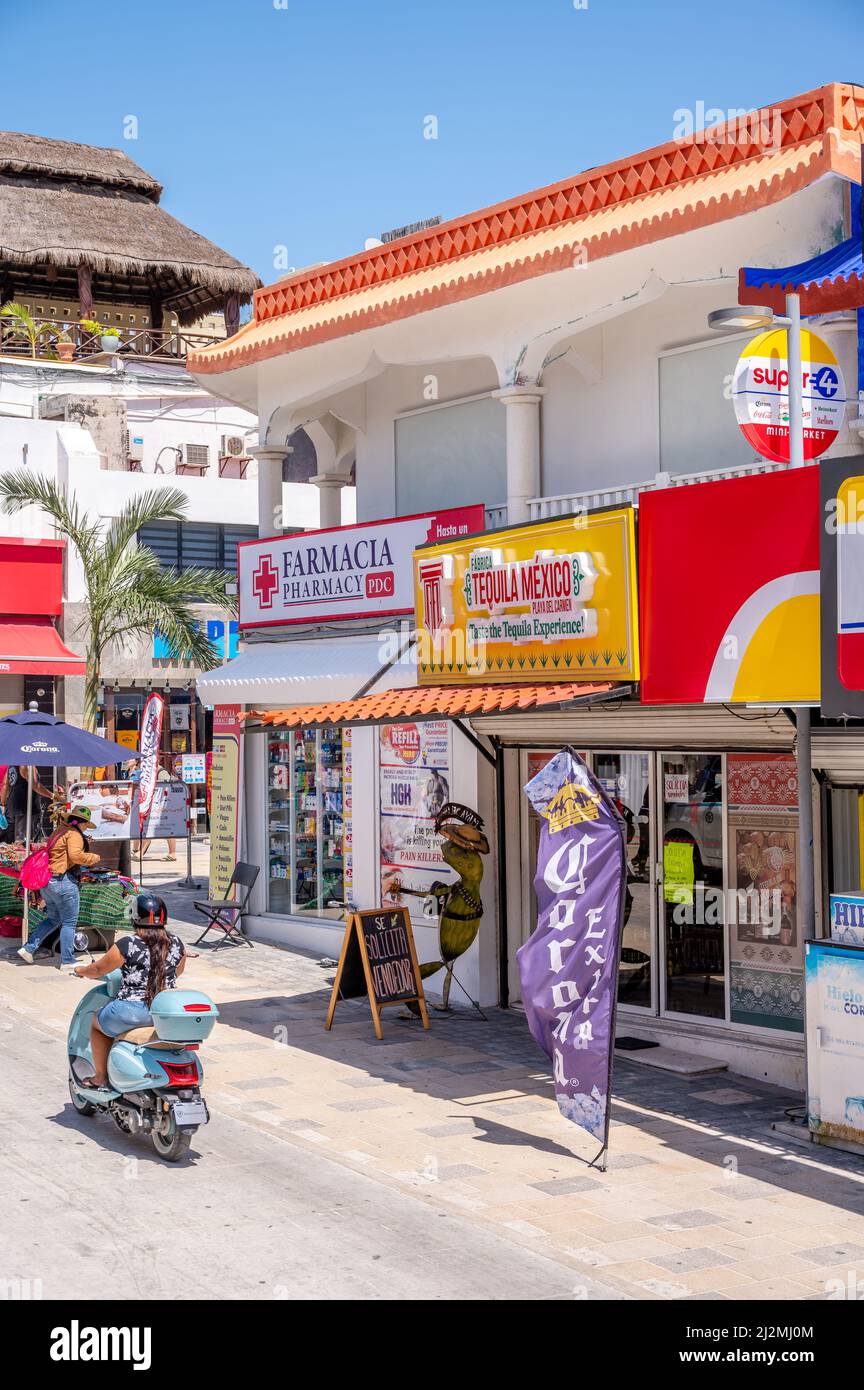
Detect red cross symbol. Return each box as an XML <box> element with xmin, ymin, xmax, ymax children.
<box><xmin>252</xmin><ymin>554</ymin><xmax>279</xmax><ymax>609</ymax></box>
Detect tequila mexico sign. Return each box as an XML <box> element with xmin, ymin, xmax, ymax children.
<box><xmin>413</xmin><ymin>507</ymin><xmax>640</xmax><ymax>685</ymax></box>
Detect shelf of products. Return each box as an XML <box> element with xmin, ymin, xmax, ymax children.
<box><xmin>267</xmin><ymin>724</ymin><xmax>347</xmax><ymax>919</ymax></box>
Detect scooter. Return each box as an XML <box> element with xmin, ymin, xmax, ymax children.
<box><xmin>67</xmin><ymin>969</ymin><xmax>219</xmax><ymax>1162</ymax></box>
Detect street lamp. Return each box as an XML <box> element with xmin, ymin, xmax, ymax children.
<box><xmin>708</xmin><ymin>294</ymin><xmax>805</xmax><ymax>469</ymax></box>
<box><xmin>708</xmin><ymin>292</ymin><xmax>814</xmax><ymax>935</ymax></box>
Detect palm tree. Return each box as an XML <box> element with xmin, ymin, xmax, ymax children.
<box><xmin>0</xmin><ymin>302</ymin><xmax>60</xmax><ymax>358</ymax></box>
<box><xmin>0</xmin><ymin>473</ymin><xmax>237</xmax><ymax>729</ymax></box>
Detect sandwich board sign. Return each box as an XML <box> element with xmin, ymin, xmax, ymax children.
<box><xmin>325</xmin><ymin>907</ymin><xmax>429</xmax><ymax>1039</ymax></box>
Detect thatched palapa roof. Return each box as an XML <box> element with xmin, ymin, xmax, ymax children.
<box><xmin>0</xmin><ymin>131</ymin><xmax>260</xmax><ymax>323</ymax></box>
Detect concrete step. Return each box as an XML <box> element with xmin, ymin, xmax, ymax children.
<box><xmin>614</xmin><ymin>1042</ymin><xmax>727</xmax><ymax>1075</ymax></box>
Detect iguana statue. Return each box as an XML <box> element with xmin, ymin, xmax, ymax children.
<box><xmin>389</xmin><ymin>803</ymin><xmax>489</xmax><ymax>1011</ymax></box>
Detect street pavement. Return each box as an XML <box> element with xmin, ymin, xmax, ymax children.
<box><xmin>3</xmin><ymin>842</ymin><xmax>864</xmax><ymax>1301</ymax></box>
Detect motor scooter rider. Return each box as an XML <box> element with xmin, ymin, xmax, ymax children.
<box><xmin>73</xmin><ymin>892</ymin><xmax>186</xmax><ymax>1089</ymax></box>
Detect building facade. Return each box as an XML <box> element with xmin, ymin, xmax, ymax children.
<box><xmin>193</xmin><ymin>83</ymin><xmax>864</xmax><ymax>1088</ymax></box>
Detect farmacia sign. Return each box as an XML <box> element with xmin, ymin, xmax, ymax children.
<box><xmin>239</xmin><ymin>505</ymin><xmax>484</xmax><ymax>628</ymax></box>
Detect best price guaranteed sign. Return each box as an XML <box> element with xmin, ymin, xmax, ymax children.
<box><xmin>239</xmin><ymin>505</ymin><xmax>485</xmax><ymax>628</ymax></box>
<box><xmin>732</xmin><ymin>327</ymin><xmax>847</xmax><ymax>464</ymax></box>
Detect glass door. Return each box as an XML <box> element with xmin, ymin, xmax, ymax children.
<box><xmin>659</xmin><ymin>754</ymin><xmax>726</xmax><ymax>1019</ymax></box>
<box><xmin>594</xmin><ymin>752</ymin><xmax>654</xmax><ymax>1011</ymax></box>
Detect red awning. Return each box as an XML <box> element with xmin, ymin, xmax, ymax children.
<box><xmin>250</xmin><ymin>681</ymin><xmax>617</xmax><ymax>729</ymax></box>
<box><xmin>0</xmin><ymin>619</ymin><xmax>86</xmax><ymax>676</ymax></box>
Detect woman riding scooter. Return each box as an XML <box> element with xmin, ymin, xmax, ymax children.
<box><xmin>73</xmin><ymin>892</ymin><xmax>186</xmax><ymax>1088</ymax></box>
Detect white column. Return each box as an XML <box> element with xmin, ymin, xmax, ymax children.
<box><xmin>248</xmin><ymin>446</ymin><xmax>286</xmax><ymax>537</ymax></box>
<box><xmin>493</xmin><ymin>385</ymin><xmax>546</xmax><ymax>526</ymax></box>
<box><xmin>311</xmin><ymin>472</ymin><xmax>346</xmax><ymax>529</ymax></box>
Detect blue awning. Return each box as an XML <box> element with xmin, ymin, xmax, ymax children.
<box><xmin>739</xmin><ymin>182</ymin><xmax>864</xmax><ymax>315</ymax></box>
<box><xmin>739</xmin><ymin>235</ymin><xmax>864</xmax><ymax>314</ymax></box>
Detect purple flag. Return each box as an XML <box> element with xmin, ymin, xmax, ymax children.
<box><xmin>517</xmin><ymin>748</ymin><xmax>626</xmax><ymax>1146</ymax></box>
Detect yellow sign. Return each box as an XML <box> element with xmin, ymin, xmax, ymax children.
<box><xmin>115</xmin><ymin>730</ymin><xmax>139</xmax><ymax>751</ymax></box>
<box><xmin>664</xmin><ymin>840</ymin><xmax>695</xmax><ymax>904</ymax></box>
<box><xmin>414</xmin><ymin>508</ymin><xmax>639</xmax><ymax>685</ymax></box>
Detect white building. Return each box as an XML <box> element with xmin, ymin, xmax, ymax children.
<box><xmin>0</xmin><ymin>354</ymin><xmax>355</xmax><ymax>817</ymax></box>
<box><xmin>193</xmin><ymin>82</ymin><xmax>864</xmax><ymax>1087</ymax></box>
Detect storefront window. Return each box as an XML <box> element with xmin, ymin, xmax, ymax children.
<box><xmin>267</xmin><ymin>725</ymin><xmax>349</xmax><ymax>919</ymax></box>
<box><xmin>661</xmin><ymin>754</ymin><xmax>725</xmax><ymax>1020</ymax></box>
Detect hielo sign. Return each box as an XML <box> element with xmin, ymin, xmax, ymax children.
<box><xmin>239</xmin><ymin>506</ymin><xmax>485</xmax><ymax>629</ymax></box>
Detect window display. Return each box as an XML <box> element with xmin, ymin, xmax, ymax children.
<box><xmin>267</xmin><ymin>725</ymin><xmax>349</xmax><ymax>919</ymax></box>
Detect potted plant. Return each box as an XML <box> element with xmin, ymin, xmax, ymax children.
<box><xmin>53</xmin><ymin>326</ymin><xmax>74</xmax><ymax>362</ymax></box>
<box><xmin>1</xmin><ymin>301</ymin><xmax>61</xmax><ymax>358</ymax></box>
<box><xmin>78</xmin><ymin>318</ymin><xmax>104</xmax><ymax>354</ymax></box>
<box><xmin>100</xmin><ymin>323</ymin><xmax>121</xmax><ymax>353</ymax></box>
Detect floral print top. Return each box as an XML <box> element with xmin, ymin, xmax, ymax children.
<box><xmin>116</xmin><ymin>932</ymin><xmax>185</xmax><ymax>1002</ymax></box>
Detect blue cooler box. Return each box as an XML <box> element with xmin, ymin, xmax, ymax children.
<box><xmin>150</xmin><ymin>990</ymin><xmax>219</xmax><ymax>1041</ymax></box>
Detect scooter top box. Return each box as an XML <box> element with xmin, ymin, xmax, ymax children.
<box><xmin>149</xmin><ymin>990</ymin><xmax>219</xmax><ymax>1041</ymax></box>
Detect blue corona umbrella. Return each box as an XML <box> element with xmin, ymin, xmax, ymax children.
<box><xmin>0</xmin><ymin>709</ymin><xmax>131</xmax><ymax>943</ymax></box>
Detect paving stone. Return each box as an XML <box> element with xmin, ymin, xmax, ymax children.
<box><xmin>688</xmin><ymin>1087</ymin><xmax>760</xmax><ymax>1105</ymax></box>
<box><xmin>438</xmin><ymin>1164</ymin><xmax>488</xmax><ymax>1180</ymax></box>
<box><xmin>417</xmin><ymin>1121</ymin><xmax>477</xmax><ymax>1137</ymax></box>
<box><xmin>605</xmin><ymin>1154</ymin><xmax>655</xmax><ymax>1170</ymax></box>
<box><xmin>493</xmin><ymin>1100</ymin><xmax>552</xmax><ymax>1116</ymax></box>
<box><xmin>652</xmin><ymin>1247</ymin><xmax>736</xmax><ymax>1274</ymax></box>
<box><xmin>327</xmin><ymin>1098</ymin><xmax>397</xmax><ymax>1112</ymax></box>
<box><xmin>530</xmin><ymin>1177</ymin><xmax>606</xmax><ymax>1195</ymax></box>
<box><xmin>228</xmin><ymin>1076</ymin><xmax>293</xmax><ymax>1090</ymax></box>
<box><xmin>646</xmin><ymin>1210</ymin><xmax>725</xmax><ymax>1231</ymax></box>
<box><xmin>277</xmin><ymin>1118</ymin><xmax>324</xmax><ymax>1132</ymax></box>
<box><xmin>797</xmin><ymin>1242</ymin><xmax>864</xmax><ymax>1265</ymax></box>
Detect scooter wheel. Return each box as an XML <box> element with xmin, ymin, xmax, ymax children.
<box><xmin>69</xmin><ymin>1074</ymin><xmax>97</xmax><ymax>1117</ymax></box>
<box><xmin>151</xmin><ymin>1123</ymin><xmax>192</xmax><ymax>1162</ymax></box>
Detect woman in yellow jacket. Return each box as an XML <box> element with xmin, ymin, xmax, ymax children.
<box><xmin>17</xmin><ymin>805</ymin><xmax>100</xmax><ymax>972</ymax></box>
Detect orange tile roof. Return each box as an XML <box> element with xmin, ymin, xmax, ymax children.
<box><xmin>251</xmin><ymin>681</ymin><xmax>616</xmax><ymax>728</ymax></box>
<box><xmin>190</xmin><ymin>83</ymin><xmax>864</xmax><ymax>376</ymax></box>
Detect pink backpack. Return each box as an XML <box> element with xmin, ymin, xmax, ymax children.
<box><xmin>20</xmin><ymin>830</ymin><xmax>64</xmax><ymax>891</ymax></box>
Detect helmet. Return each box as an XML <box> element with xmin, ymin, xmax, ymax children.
<box><xmin>130</xmin><ymin>892</ymin><xmax>168</xmax><ymax>928</ymax></box>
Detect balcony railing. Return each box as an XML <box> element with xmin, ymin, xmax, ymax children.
<box><xmin>526</xmin><ymin>458</ymin><xmax>788</xmax><ymax>524</ymax></box>
<box><xmin>0</xmin><ymin>317</ymin><xmax>223</xmax><ymax>363</ymax></box>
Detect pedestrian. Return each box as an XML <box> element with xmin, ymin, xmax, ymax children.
<box><xmin>17</xmin><ymin>804</ymin><xmax>101</xmax><ymax>972</ymax></box>
<box><xmin>7</xmin><ymin>764</ymin><xmax>57</xmax><ymax>843</ymax></box>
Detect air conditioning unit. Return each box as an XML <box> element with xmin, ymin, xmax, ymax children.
<box><xmin>221</xmin><ymin>434</ymin><xmax>245</xmax><ymax>458</ymax></box>
<box><xmin>182</xmin><ymin>443</ymin><xmax>210</xmax><ymax>472</ymax></box>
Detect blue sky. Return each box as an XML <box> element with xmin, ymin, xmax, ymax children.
<box><xmin>3</xmin><ymin>0</ymin><xmax>862</xmax><ymax>287</ymax></box>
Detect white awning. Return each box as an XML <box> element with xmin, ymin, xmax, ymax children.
<box><xmin>196</xmin><ymin>632</ymin><xmax>416</xmax><ymax>706</ymax></box>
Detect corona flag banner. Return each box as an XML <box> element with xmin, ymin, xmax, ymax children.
<box><xmin>137</xmin><ymin>692</ymin><xmax>164</xmax><ymax>825</ymax></box>
<box><xmin>517</xmin><ymin>748</ymin><xmax>626</xmax><ymax>1152</ymax></box>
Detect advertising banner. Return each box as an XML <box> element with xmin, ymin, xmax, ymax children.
<box><xmin>239</xmin><ymin>505</ymin><xmax>484</xmax><ymax>629</ymax></box>
<box><xmin>639</xmin><ymin>466</ymin><xmax>820</xmax><ymax>704</ymax></box>
<box><xmin>68</xmin><ymin>779</ymin><xmax>188</xmax><ymax>841</ymax></box>
<box><xmin>180</xmin><ymin>753</ymin><xmax>206</xmax><ymax>784</ymax></box>
<box><xmin>726</xmin><ymin>754</ymin><xmax>802</xmax><ymax>1032</ymax></box>
<box><xmin>732</xmin><ymin>327</ymin><xmax>847</xmax><ymax>463</ymax></box>
<box><xmin>379</xmin><ymin>721</ymin><xmax>451</xmax><ymax>924</ymax></box>
<box><xmin>209</xmin><ymin>705</ymin><xmax>243</xmax><ymax>898</ymax></box>
<box><xmin>806</xmin><ymin>939</ymin><xmax>864</xmax><ymax>1148</ymax></box>
<box><xmin>414</xmin><ymin>508</ymin><xmax>639</xmax><ymax>686</ymax></box>
<box><xmin>820</xmin><ymin>459</ymin><xmax>864</xmax><ymax>718</ymax></box>
<box><xmin>517</xmin><ymin>748</ymin><xmax>626</xmax><ymax>1147</ymax></box>
<box><xmin>137</xmin><ymin>693</ymin><xmax>164</xmax><ymax>821</ymax></box>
